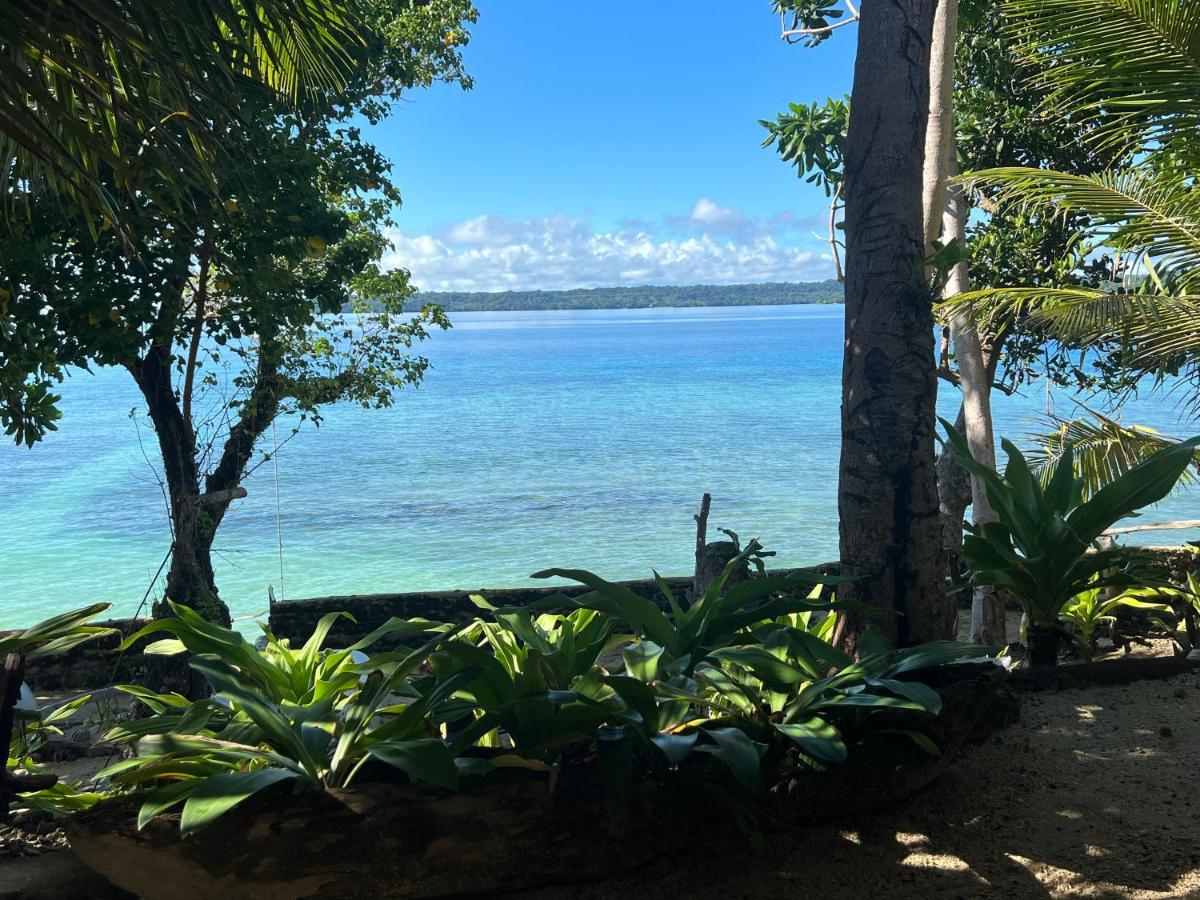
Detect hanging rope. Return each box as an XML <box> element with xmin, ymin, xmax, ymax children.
<box><xmin>271</xmin><ymin>419</ymin><xmax>285</xmax><ymax>602</ymax></box>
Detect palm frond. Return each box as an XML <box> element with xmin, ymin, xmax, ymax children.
<box><xmin>1004</xmin><ymin>0</ymin><xmax>1200</xmax><ymax>156</ymax></box>
<box><xmin>1026</xmin><ymin>407</ymin><xmax>1200</xmax><ymax>500</ymax></box>
<box><xmin>960</xmin><ymin>167</ymin><xmax>1200</xmax><ymax>291</ymax></box>
<box><xmin>1</xmin><ymin>0</ymin><xmax>362</xmax><ymax>224</ymax></box>
<box><xmin>940</xmin><ymin>286</ymin><xmax>1200</xmax><ymax>378</ymax></box>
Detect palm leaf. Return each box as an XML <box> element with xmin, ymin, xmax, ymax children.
<box><xmin>958</xmin><ymin>167</ymin><xmax>1200</xmax><ymax>292</ymax></box>
<box><xmin>1004</xmin><ymin>0</ymin><xmax>1200</xmax><ymax>157</ymax></box>
<box><xmin>1027</xmin><ymin>408</ymin><xmax>1200</xmax><ymax>500</ymax></box>
<box><xmin>1</xmin><ymin>0</ymin><xmax>363</xmax><ymax>224</ymax></box>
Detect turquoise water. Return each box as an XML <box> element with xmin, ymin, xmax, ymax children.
<box><xmin>1</xmin><ymin>304</ymin><xmax>1197</xmax><ymax>628</ymax></box>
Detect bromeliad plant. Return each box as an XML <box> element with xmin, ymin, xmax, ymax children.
<box><xmin>100</xmin><ymin>603</ymin><xmax>469</xmax><ymax>835</ymax></box>
<box><xmin>534</xmin><ymin>539</ymin><xmax>852</xmax><ymax>677</ymax></box>
<box><xmin>1060</xmin><ymin>581</ymin><xmax>1173</xmax><ymax>662</ymax></box>
<box><xmin>95</xmin><ymin>547</ymin><xmax>995</xmax><ymax>836</ymax></box>
<box><xmin>668</xmin><ymin>634</ymin><xmax>986</xmax><ymax>768</ymax></box>
<box><xmin>943</xmin><ymin>420</ymin><xmax>1200</xmax><ymax>665</ymax></box>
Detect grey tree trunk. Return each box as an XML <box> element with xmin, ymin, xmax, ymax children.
<box><xmin>838</xmin><ymin>0</ymin><xmax>948</xmax><ymax>651</ymax></box>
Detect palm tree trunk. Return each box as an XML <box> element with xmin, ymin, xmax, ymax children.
<box><xmin>838</xmin><ymin>0</ymin><xmax>946</xmax><ymax>651</ymax></box>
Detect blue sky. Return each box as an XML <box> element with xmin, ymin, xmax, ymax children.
<box><xmin>369</xmin><ymin>1</ymin><xmax>857</xmax><ymax>292</ymax></box>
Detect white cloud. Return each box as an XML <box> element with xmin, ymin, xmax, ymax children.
<box><xmin>382</xmin><ymin>200</ymin><xmax>834</xmax><ymax>292</ymax></box>
<box><xmin>688</xmin><ymin>197</ymin><xmax>747</xmax><ymax>232</ymax></box>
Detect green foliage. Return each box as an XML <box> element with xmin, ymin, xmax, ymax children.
<box><xmin>943</xmin><ymin>420</ymin><xmax>1199</xmax><ymax>639</ymax></box>
<box><xmin>1001</xmin><ymin>0</ymin><xmax>1200</xmax><ymax>162</ymax></box>
<box><xmin>403</xmin><ymin>282</ymin><xmax>844</xmax><ymax>313</ymax></box>
<box><xmin>1</xmin><ymin>0</ymin><xmax>476</xmax><ymax>447</ymax></box>
<box><xmin>760</xmin><ymin>98</ymin><xmax>849</xmax><ymax>198</ymax></box>
<box><xmin>533</xmin><ymin>539</ymin><xmax>852</xmax><ymax>675</ymax></box>
<box><xmin>952</xmin><ymin>1</ymin><xmax>1200</xmax><ymax>409</ymax></box>
<box><xmin>0</xmin><ymin>603</ymin><xmax>113</xmax><ymax>660</ymax></box>
<box><xmin>0</xmin><ymin>0</ymin><xmax>366</xmax><ymax>226</ymax></box>
<box><xmin>101</xmin><ymin>603</ymin><xmax>466</xmax><ymax>835</ymax></box>
<box><xmin>1027</xmin><ymin>407</ymin><xmax>1200</xmax><ymax>501</ymax></box>
<box><xmin>2</xmin><ymin>605</ymin><xmax>115</xmax><ymax>817</ymax></box>
<box><xmin>100</xmin><ymin>552</ymin><xmax>988</xmax><ymax>834</ymax></box>
<box><xmin>1060</xmin><ymin>582</ymin><xmax>1172</xmax><ymax>662</ymax></box>
<box><xmin>773</xmin><ymin>1</ymin><xmax>851</xmax><ymax>47</ymax></box>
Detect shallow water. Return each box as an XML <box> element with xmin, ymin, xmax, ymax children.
<box><xmin>1</xmin><ymin>304</ymin><xmax>1196</xmax><ymax>627</ymax></box>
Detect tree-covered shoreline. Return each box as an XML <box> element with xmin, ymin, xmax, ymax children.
<box><xmin>407</xmin><ymin>280</ymin><xmax>842</xmax><ymax>312</ymax></box>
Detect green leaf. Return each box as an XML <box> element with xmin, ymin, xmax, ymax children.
<box><xmin>774</xmin><ymin>717</ymin><xmax>847</xmax><ymax>765</ymax></box>
<box><xmin>179</xmin><ymin>768</ymin><xmax>297</xmax><ymax>835</ymax></box>
<box><xmin>366</xmin><ymin>739</ymin><xmax>458</xmax><ymax>791</ymax></box>
<box><xmin>697</xmin><ymin>727</ymin><xmax>764</xmax><ymax>794</ymax></box>
<box><xmin>623</xmin><ymin>641</ymin><xmax>665</xmax><ymax>681</ymax></box>
<box><xmin>651</xmin><ymin>732</ymin><xmax>698</xmax><ymax>765</ymax></box>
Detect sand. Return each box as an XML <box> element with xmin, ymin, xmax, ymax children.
<box><xmin>514</xmin><ymin>669</ymin><xmax>1200</xmax><ymax>900</ymax></box>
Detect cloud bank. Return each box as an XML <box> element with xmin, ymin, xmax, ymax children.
<box><xmin>382</xmin><ymin>198</ymin><xmax>833</xmax><ymax>292</ymax></box>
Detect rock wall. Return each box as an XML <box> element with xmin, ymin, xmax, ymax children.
<box><xmin>18</xmin><ymin>546</ymin><xmax>1198</xmax><ymax>689</ymax></box>
<box><xmin>22</xmin><ymin>618</ymin><xmax>153</xmax><ymax>690</ymax></box>
<box><xmin>267</xmin><ymin>575</ymin><xmax>705</xmax><ymax>648</ymax></box>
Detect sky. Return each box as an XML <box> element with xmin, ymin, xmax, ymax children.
<box><xmin>368</xmin><ymin>1</ymin><xmax>858</xmax><ymax>292</ymax></box>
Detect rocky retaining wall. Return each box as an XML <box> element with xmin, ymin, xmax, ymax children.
<box><xmin>23</xmin><ymin>618</ymin><xmax>153</xmax><ymax>690</ymax></box>
<box><xmin>18</xmin><ymin>546</ymin><xmax>1199</xmax><ymax>688</ymax></box>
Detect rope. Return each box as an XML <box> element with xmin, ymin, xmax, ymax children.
<box><xmin>271</xmin><ymin>419</ymin><xmax>285</xmax><ymax>602</ymax></box>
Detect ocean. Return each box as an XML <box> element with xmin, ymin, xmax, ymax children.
<box><xmin>1</xmin><ymin>303</ymin><xmax>1196</xmax><ymax>628</ymax></box>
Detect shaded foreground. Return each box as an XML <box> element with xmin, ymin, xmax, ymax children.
<box><xmin>3</xmin><ymin>671</ymin><xmax>1197</xmax><ymax>899</ymax></box>
<box><xmin>515</xmin><ymin>672</ymin><xmax>1200</xmax><ymax>900</ymax></box>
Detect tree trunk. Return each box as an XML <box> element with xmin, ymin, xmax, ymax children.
<box><xmin>132</xmin><ymin>350</ymin><xmax>232</xmax><ymax>629</ymax></box>
<box><xmin>1026</xmin><ymin>625</ymin><xmax>1060</xmax><ymax>668</ymax></box>
<box><xmin>838</xmin><ymin>0</ymin><xmax>947</xmax><ymax>651</ymax></box>
<box><xmin>944</xmin><ymin>166</ymin><xmax>1006</xmax><ymax>646</ymax></box>
<box><xmin>921</xmin><ymin>0</ymin><xmax>958</xmax><ymax>254</ymax></box>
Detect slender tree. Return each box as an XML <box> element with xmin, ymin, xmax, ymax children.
<box><xmin>1</xmin><ymin>1</ymin><xmax>476</xmax><ymax>633</ymax></box>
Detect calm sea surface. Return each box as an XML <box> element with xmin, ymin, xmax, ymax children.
<box><xmin>2</xmin><ymin>304</ymin><xmax>1196</xmax><ymax>628</ymax></box>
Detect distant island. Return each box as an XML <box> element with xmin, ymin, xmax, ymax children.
<box><xmin>409</xmin><ymin>281</ymin><xmax>843</xmax><ymax>312</ymax></box>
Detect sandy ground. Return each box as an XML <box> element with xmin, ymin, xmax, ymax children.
<box><xmin>3</xmin><ymin>666</ymin><xmax>1199</xmax><ymax>899</ymax></box>
<box><xmin>513</xmin><ymin>670</ymin><xmax>1200</xmax><ymax>900</ymax></box>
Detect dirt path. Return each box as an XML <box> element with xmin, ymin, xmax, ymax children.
<box><xmin>516</xmin><ymin>670</ymin><xmax>1200</xmax><ymax>900</ymax></box>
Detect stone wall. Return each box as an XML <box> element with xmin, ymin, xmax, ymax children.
<box><xmin>18</xmin><ymin>546</ymin><xmax>1199</xmax><ymax>689</ymax></box>
<box><xmin>268</xmin><ymin>575</ymin><xmax>704</xmax><ymax>647</ymax></box>
<box><xmin>23</xmin><ymin>618</ymin><xmax>153</xmax><ymax>690</ymax></box>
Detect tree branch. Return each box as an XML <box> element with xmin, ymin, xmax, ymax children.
<box><xmin>780</xmin><ymin>0</ymin><xmax>860</xmax><ymax>42</ymax></box>
<box><xmin>181</xmin><ymin>238</ymin><xmax>212</xmax><ymax>433</ymax></box>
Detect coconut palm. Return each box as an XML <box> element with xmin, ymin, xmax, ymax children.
<box><xmin>941</xmin><ymin>0</ymin><xmax>1200</xmax><ymax>485</ymax></box>
<box><xmin>2</xmin><ymin>0</ymin><xmax>362</xmax><ymax>224</ymax></box>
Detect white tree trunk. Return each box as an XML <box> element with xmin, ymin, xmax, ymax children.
<box><xmin>944</xmin><ymin>171</ymin><xmax>1007</xmax><ymax>645</ymax></box>
<box><xmin>922</xmin><ymin>0</ymin><xmax>958</xmax><ymax>253</ymax></box>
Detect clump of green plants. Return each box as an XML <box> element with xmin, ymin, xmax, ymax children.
<box><xmin>943</xmin><ymin>421</ymin><xmax>1199</xmax><ymax>666</ymax></box>
<box><xmin>1059</xmin><ymin>581</ymin><xmax>1172</xmax><ymax>661</ymax></box>
<box><xmin>100</xmin><ymin>604</ymin><xmax>467</xmax><ymax>834</ymax></box>
<box><xmin>99</xmin><ymin>546</ymin><xmax>993</xmax><ymax>835</ymax></box>
<box><xmin>1</xmin><ymin>604</ymin><xmax>115</xmax><ymax>818</ymax></box>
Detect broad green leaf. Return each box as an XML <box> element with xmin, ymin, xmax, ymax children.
<box><xmin>179</xmin><ymin>768</ymin><xmax>297</xmax><ymax>835</ymax></box>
